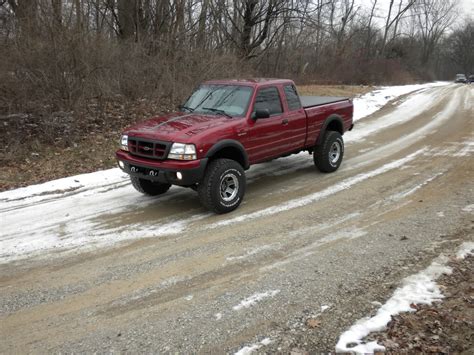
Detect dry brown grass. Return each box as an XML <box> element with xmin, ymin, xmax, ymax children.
<box><xmin>297</xmin><ymin>84</ymin><xmax>374</xmax><ymax>97</ymax></box>
<box><xmin>0</xmin><ymin>137</ymin><xmax>119</xmax><ymax>191</ymax></box>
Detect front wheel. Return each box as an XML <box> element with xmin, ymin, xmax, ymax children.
<box><xmin>198</xmin><ymin>158</ymin><xmax>246</xmax><ymax>214</ymax></box>
<box><xmin>313</xmin><ymin>131</ymin><xmax>344</xmax><ymax>173</ymax></box>
<box><xmin>130</xmin><ymin>176</ymin><xmax>171</xmax><ymax>196</ymax></box>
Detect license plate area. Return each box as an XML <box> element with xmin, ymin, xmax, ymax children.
<box><xmin>129</xmin><ymin>165</ymin><xmax>159</xmax><ymax>177</ymax></box>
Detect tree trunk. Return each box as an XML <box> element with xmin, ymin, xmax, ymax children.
<box><xmin>118</xmin><ymin>0</ymin><xmax>136</xmax><ymax>41</ymax></box>
<box><xmin>10</xmin><ymin>0</ymin><xmax>38</xmax><ymax>36</ymax></box>
<box><xmin>51</xmin><ymin>0</ymin><xmax>62</xmax><ymax>28</ymax></box>
<box><xmin>197</xmin><ymin>0</ymin><xmax>210</xmax><ymax>48</ymax></box>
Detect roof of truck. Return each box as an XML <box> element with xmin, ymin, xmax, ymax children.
<box><xmin>202</xmin><ymin>78</ymin><xmax>294</xmax><ymax>87</ymax></box>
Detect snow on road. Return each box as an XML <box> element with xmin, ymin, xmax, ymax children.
<box><xmin>211</xmin><ymin>148</ymin><xmax>427</xmax><ymax>227</ymax></box>
<box><xmin>0</xmin><ymin>168</ymin><xmax>128</xmax><ymax>210</ymax></box>
<box><xmin>347</xmin><ymin>84</ymin><xmax>447</xmax><ymax>142</ymax></box>
<box><xmin>234</xmin><ymin>338</ymin><xmax>272</xmax><ymax>355</ymax></box>
<box><xmin>335</xmin><ymin>243</ymin><xmax>474</xmax><ymax>354</ymax></box>
<box><xmin>352</xmin><ymin>81</ymin><xmax>447</xmax><ymax>122</ymax></box>
<box><xmin>232</xmin><ymin>290</ymin><xmax>280</xmax><ymax>311</ymax></box>
<box><xmin>0</xmin><ymin>82</ymin><xmax>452</xmax><ymax>263</ymax></box>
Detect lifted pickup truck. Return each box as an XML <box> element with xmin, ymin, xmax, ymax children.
<box><xmin>116</xmin><ymin>79</ymin><xmax>353</xmax><ymax>213</ymax></box>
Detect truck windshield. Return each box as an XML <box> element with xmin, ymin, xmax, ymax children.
<box><xmin>183</xmin><ymin>85</ymin><xmax>253</xmax><ymax>117</ymax></box>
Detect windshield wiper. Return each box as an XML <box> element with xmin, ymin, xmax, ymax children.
<box><xmin>179</xmin><ymin>105</ymin><xmax>194</xmax><ymax>112</ymax></box>
<box><xmin>202</xmin><ymin>107</ymin><xmax>232</xmax><ymax>118</ymax></box>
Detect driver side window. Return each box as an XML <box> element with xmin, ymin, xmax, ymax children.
<box><xmin>254</xmin><ymin>87</ymin><xmax>283</xmax><ymax>116</ymax></box>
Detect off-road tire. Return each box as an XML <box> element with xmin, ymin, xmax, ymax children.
<box><xmin>198</xmin><ymin>158</ymin><xmax>246</xmax><ymax>214</ymax></box>
<box><xmin>314</xmin><ymin>131</ymin><xmax>344</xmax><ymax>173</ymax></box>
<box><xmin>130</xmin><ymin>176</ymin><xmax>171</xmax><ymax>196</ymax></box>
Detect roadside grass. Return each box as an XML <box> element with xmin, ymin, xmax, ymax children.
<box><xmin>297</xmin><ymin>85</ymin><xmax>373</xmax><ymax>97</ymax></box>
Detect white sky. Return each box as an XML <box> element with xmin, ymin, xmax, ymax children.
<box><xmin>356</xmin><ymin>0</ymin><xmax>474</xmax><ymax>23</ymax></box>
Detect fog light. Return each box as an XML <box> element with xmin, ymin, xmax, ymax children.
<box><xmin>118</xmin><ymin>161</ymin><xmax>125</xmax><ymax>169</ymax></box>
<box><xmin>176</xmin><ymin>172</ymin><xmax>183</xmax><ymax>180</ymax></box>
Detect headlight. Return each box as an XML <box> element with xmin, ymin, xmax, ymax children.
<box><xmin>120</xmin><ymin>135</ymin><xmax>128</xmax><ymax>151</ymax></box>
<box><xmin>168</xmin><ymin>143</ymin><xmax>197</xmax><ymax>160</ymax></box>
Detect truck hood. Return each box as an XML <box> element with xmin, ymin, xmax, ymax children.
<box><xmin>125</xmin><ymin>112</ymin><xmax>233</xmax><ymax>141</ymax></box>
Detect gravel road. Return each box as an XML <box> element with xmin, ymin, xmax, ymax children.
<box><xmin>1</xmin><ymin>83</ymin><xmax>473</xmax><ymax>353</ymax></box>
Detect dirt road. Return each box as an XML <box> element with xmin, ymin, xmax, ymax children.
<box><xmin>1</xmin><ymin>84</ymin><xmax>473</xmax><ymax>353</ymax></box>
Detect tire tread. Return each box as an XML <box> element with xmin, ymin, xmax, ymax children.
<box><xmin>314</xmin><ymin>131</ymin><xmax>344</xmax><ymax>173</ymax></box>
<box><xmin>198</xmin><ymin>159</ymin><xmax>245</xmax><ymax>214</ymax></box>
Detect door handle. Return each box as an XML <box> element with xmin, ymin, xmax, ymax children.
<box><xmin>282</xmin><ymin>119</ymin><xmax>289</xmax><ymax>126</ymax></box>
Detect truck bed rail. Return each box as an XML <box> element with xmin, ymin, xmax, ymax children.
<box><xmin>300</xmin><ymin>96</ymin><xmax>349</xmax><ymax>108</ymax></box>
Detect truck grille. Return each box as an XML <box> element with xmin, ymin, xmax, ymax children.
<box><xmin>128</xmin><ymin>138</ymin><xmax>170</xmax><ymax>160</ymax></box>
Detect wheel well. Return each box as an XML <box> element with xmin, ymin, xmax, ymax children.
<box><xmin>326</xmin><ymin>119</ymin><xmax>343</xmax><ymax>134</ymax></box>
<box><xmin>210</xmin><ymin>146</ymin><xmax>247</xmax><ymax>169</ymax></box>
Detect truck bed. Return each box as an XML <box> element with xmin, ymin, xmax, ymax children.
<box><xmin>300</xmin><ymin>96</ymin><xmax>348</xmax><ymax>108</ymax></box>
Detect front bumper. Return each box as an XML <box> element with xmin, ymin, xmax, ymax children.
<box><xmin>116</xmin><ymin>150</ymin><xmax>208</xmax><ymax>186</ymax></box>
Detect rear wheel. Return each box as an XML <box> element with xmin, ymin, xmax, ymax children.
<box><xmin>198</xmin><ymin>158</ymin><xmax>246</xmax><ymax>214</ymax></box>
<box><xmin>130</xmin><ymin>176</ymin><xmax>171</xmax><ymax>196</ymax></box>
<box><xmin>314</xmin><ymin>131</ymin><xmax>344</xmax><ymax>173</ymax></box>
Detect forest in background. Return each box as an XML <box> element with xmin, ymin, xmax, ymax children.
<box><xmin>0</xmin><ymin>0</ymin><xmax>473</xmax><ymax>189</ymax></box>
<box><xmin>1</xmin><ymin>0</ymin><xmax>473</xmax><ymax>111</ymax></box>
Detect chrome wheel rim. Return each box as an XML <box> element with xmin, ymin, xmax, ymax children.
<box><xmin>329</xmin><ymin>141</ymin><xmax>341</xmax><ymax>164</ymax></box>
<box><xmin>220</xmin><ymin>173</ymin><xmax>239</xmax><ymax>202</ymax></box>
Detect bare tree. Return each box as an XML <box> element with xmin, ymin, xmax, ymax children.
<box><xmin>117</xmin><ymin>0</ymin><xmax>135</xmax><ymax>40</ymax></box>
<box><xmin>411</xmin><ymin>0</ymin><xmax>458</xmax><ymax>65</ymax></box>
<box><xmin>197</xmin><ymin>0</ymin><xmax>210</xmax><ymax>47</ymax></box>
<box><xmin>7</xmin><ymin>0</ymin><xmax>38</xmax><ymax>35</ymax></box>
<box><xmin>328</xmin><ymin>0</ymin><xmax>358</xmax><ymax>54</ymax></box>
<box><xmin>447</xmin><ymin>20</ymin><xmax>474</xmax><ymax>74</ymax></box>
<box><xmin>380</xmin><ymin>0</ymin><xmax>416</xmax><ymax>56</ymax></box>
<box><xmin>213</xmin><ymin>0</ymin><xmax>289</xmax><ymax>59</ymax></box>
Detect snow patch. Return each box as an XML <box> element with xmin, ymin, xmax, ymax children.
<box><xmin>214</xmin><ymin>312</ymin><xmax>223</xmax><ymax>320</ymax></box>
<box><xmin>349</xmin><ymin>87</ymin><xmax>462</xmax><ymax>170</ymax></box>
<box><xmin>426</xmin><ymin>139</ymin><xmax>474</xmax><ymax>158</ymax></box>
<box><xmin>389</xmin><ymin>172</ymin><xmax>444</xmax><ymax>201</ymax></box>
<box><xmin>226</xmin><ymin>244</ymin><xmax>281</xmax><ymax>261</ymax></box>
<box><xmin>233</xmin><ymin>290</ymin><xmax>280</xmax><ymax>311</ymax></box>
<box><xmin>462</xmin><ymin>204</ymin><xmax>474</xmax><ymax>213</ymax></box>
<box><xmin>336</xmin><ymin>255</ymin><xmax>453</xmax><ymax>354</ymax></box>
<box><xmin>352</xmin><ymin>82</ymin><xmax>448</xmax><ymax>122</ymax></box>
<box><xmin>234</xmin><ymin>338</ymin><xmax>272</xmax><ymax>355</ymax></box>
<box><xmin>0</xmin><ymin>168</ymin><xmax>127</xmax><ymax>207</ymax></box>
<box><xmin>348</xmin><ymin>86</ymin><xmax>446</xmax><ymax>142</ymax></box>
<box><xmin>0</xmin><ymin>210</ymin><xmax>208</xmax><ymax>264</ymax></box>
<box><xmin>456</xmin><ymin>242</ymin><xmax>474</xmax><ymax>259</ymax></box>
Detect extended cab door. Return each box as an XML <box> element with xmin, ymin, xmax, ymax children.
<box><xmin>245</xmin><ymin>86</ymin><xmax>289</xmax><ymax>163</ymax></box>
<box><xmin>282</xmin><ymin>84</ymin><xmax>307</xmax><ymax>151</ymax></box>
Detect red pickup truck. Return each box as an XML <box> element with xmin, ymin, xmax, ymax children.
<box><xmin>116</xmin><ymin>79</ymin><xmax>353</xmax><ymax>213</ymax></box>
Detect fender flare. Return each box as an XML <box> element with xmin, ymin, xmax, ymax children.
<box><xmin>315</xmin><ymin>114</ymin><xmax>344</xmax><ymax>146</ymax></box>
<box><xmin>205</xmin><ymin>139</ymin><xmax>250</xmax><ymax>169</ymax></box>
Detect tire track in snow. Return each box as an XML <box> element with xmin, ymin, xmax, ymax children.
<box><xmin>210</xmin><ymin>148</ymin><xmax>427</xmax><ymax>227</ymax></box>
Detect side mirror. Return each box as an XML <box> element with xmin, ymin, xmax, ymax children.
<box><xmin>254</xmin><ymin>108</ymin><xmax>270</xmax><ymax>119</ymax></box>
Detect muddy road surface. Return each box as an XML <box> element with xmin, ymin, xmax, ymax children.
<box><xmin>1</xmin><ymin>84</ymin><xmax>473</xmax><ymax>353</ymax></box>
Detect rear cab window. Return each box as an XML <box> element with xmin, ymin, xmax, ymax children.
<box><xmin>283</xmin><ymin>84</ymin><xmax>302</xmax><ymax>111</ymax></box>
